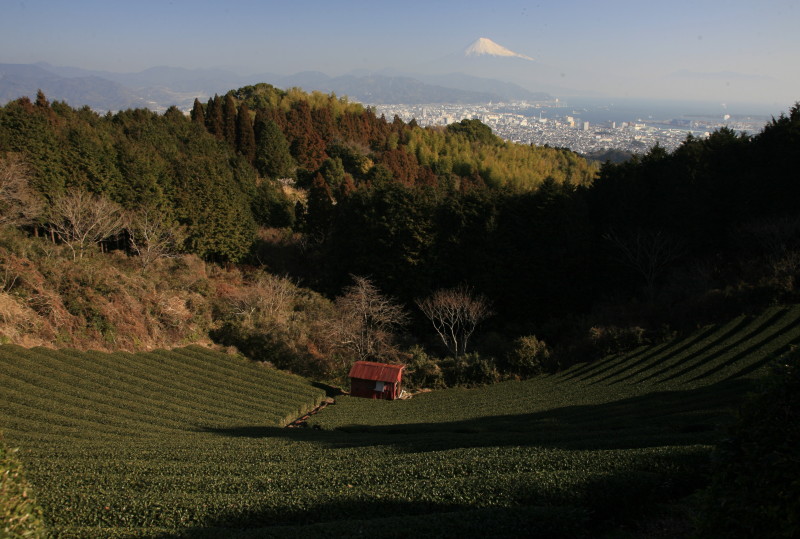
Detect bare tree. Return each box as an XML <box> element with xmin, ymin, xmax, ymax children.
<box><xmin>46</xmin><ymin>188</ymin><xmax>127</xmax><ymax>259</ymax></box>
<box><xmin>417</xmin><ymin>285</ymin><xmax>492</xmax><ymax>358</ymax></box>
<box><xmin>0</xmin><ymin>153</ymin><xmax>42</xmax><ymax>227</ymax></box>
<box><xmin>603</xmin><ymin>228</ymin><xmax>685</xmax><ymax>301</ymax></box>
<box><xmin>127</xmin><ymin>206</ymin><xmax>186</xmax><ymax>269</ymax></box>
<box><xmin>250</xmin><ymin>273</ymin><xmax>299</xmax><ymax>322</ymax></box>
<box><xmin>227</xmin><ymin>272</ymin><xmax>299</xmax><ymax>327</ymax></box>
<box><xmin>326</xmin><ymin>275</ymin><xmax>408</xmax><ymax>362</ymax></box>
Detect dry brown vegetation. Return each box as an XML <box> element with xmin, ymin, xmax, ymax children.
<box><xmin>0</xmin><ymin>227</ymin><xmax>220</xmax><ymax>351</ymax></box>
<box><xmin>0</xmin><ymin>224</ymin><xmax>421</xmax><ymax>380</ymax></box>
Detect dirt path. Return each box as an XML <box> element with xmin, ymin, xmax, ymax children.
<box><xmin>286</xmin><ymin>397</ymin><xmax>335</xmax><ymax>428</ymax></box>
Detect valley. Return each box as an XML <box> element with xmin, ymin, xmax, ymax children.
<box><xmin>2</xmin><ymin>305</ymin><xmax>796</xmax><ymax>536</ymax></box>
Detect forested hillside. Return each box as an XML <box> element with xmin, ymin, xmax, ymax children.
<box><xmin>0</xmin><ymin>86</ymin><xmax>798</xmax><ymax>381</ymax></box>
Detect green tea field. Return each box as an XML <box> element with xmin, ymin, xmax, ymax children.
<box><xmin>2</xmin><ymin>305</ymin><xmax>799</xmax><ymax>537</ymax></box>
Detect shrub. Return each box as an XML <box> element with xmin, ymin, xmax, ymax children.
<box><xmin>404</xmin><ymin>345</ymin><xmax>445</xmax><ymax>390</ymax></box>
<box><xmin>0</xmin><ymin>435</ymin><xmax>47</xmax><ymax>538</ymax></box>
<box><xmin>209</xmin><ymin>270</ymin><xmax>335</xmax><ymax>378</ymax></box>
<box><xmin>588</xmin><ymin>325</ymin><xmax>648</xmax><ymax>357</ymax></box>
<box><xmin>440</xmin><ymin>352</ymin><xmax>500</xmax><ymax>387</ymax></box>
<box><xmin>696</xmin><ymin>349</ymin><xmax>800</xmax><ymax>538</ymax></box>
<box><xmin>505</xmin><ymin>335</ymin><xmax>554</xmax><ymax>376</ymax></box>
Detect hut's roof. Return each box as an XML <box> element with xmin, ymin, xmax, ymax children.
<box><xmin>348</xmin><ymin>361</ymin><xmax>404</xmax><ymax>383</ymax></box>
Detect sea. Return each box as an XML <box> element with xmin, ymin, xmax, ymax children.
<box><xmin>513</xmin><ymin>97</ymin><xmax>780</xmax><ymax>128</ymax></box>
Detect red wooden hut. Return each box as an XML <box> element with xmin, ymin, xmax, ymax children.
<box><xmin>348</xmin><ymin>361</ymin><xmax>405</xmax><ymax>400</ymax></box>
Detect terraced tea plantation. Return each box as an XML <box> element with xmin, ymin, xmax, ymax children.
<box><xmin>2</xmin><ymin>305</ymin><xmax>799</xmax><ymax>537</ymax></box>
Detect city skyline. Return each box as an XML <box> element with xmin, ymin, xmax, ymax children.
<box><xmin>1</xmin><ymin>0</ymin><xmax>797</xmax><ymax>107</ymax></box>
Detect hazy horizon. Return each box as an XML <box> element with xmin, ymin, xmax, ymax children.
<box><xmin>2</xmin><ymin>0</ymin><xmax>797</xmax><ymax>108</ymax></box>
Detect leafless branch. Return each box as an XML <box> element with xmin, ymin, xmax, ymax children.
<box><xmin>325</xmin><ymin>275</ymin><xmax>408</xmax><ymax>362</ymax></box>
<box><xmin>226</xmin><ymin>273</ymin><xmax>299</xmax><ymax>327</ymax></box>
<box><xmin>46</xmin><ymin>188</ymin><xmax>127</xmax><ymax>259</ymax></box>
<box><xmin>127</xmin><ymin>206</ymin><xmax>187</xmax><ymax>269</ymax></box>
<box><xmin>417</xmin><ymin>284</ymin><xmax>492</xmax><ymax>357</ymax></box>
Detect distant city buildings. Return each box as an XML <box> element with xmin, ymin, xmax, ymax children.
<box><xmin>370</xmin><ymin>101</ymin><xmax>765</xmax><ymax>156</ymax></box>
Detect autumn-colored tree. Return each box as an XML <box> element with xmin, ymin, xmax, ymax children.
<box><xmin>285</xmin><ymin>101</ymin><xmax>327</xmax><ymax>173</ymax></box>
<box><xmin>380</xmin><ymin>148</ymin><xmax>419</xmax><ymax>186</ymax></box>
<box><xmin>311</xmin><ymin>105</ymin><xmax>337</xmax><ymax>141</ymax></box>
<box><xmin>416</xmin><ymin>165</ymin><xmax>438</xmax><ymax>187</ymax></box>
<box><xmin>0</xmin><ymin>153</ymin><xmax>42</xmax><ymax>227</ymax></box>
<box><xmin>338</xmin><ymin>173</ymin><xmax>357</xmax><ymax>200</ymax></box>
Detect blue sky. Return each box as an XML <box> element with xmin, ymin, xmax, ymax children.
<box><xmin>1</xmin><ymin>0</ymin><xmax>797</xmax><ymax>106</ymax></box>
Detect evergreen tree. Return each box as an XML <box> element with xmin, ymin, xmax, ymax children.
<box><xmin>254</xmin><ymin>115</ymin><xmax>294</xmax><ymax>179</ymax></box>
<box><xmin>447</xmin><ymin>118</ymin><xmax>499</xmax><ymax>145</ymax></box>
<box><xmin>235</xmin><ymin>103</ymin><xmax>256</xmax><ymax>163</ymax></box>
<box><xmin>35</xmin><ymin>89</ymin><xmax>49</xmax><ymax>109</ymax></box>
<box><xmin>222</xmin><ymin>94</ymin><xmax>237</xmax><ymax>146</ymax></box>
<box><xmin>320</xmin><ymin>157</ymin><xmax>345</xmax><ymax>193</ymax></box>
<box><xmin>306</xmin><ymin>173</ymin><xmax>334</xmax><ymax>239</ymax></box>
<box><xmin>1</xmin><ymin>98</ymin><xmax>68</xmax><ymax>197</ymax></box>
<box><xmin>190</xmin><ymin>98</ymin><xmax>205</xmax><ymax>126</ymax></box>
<box><xmin>326</xmin><ymin>183</ymin><xmax>434</xmax><ymax>300</ymax></box>
<box><xmin>205</xmin><ymin>95</ymin><xmax>223</xmax><ymax>139</ymax></box>
<box><xmin>251</xmin><ymin>179</ymin><xmax>295</xmax><ymax>228</ymax></box>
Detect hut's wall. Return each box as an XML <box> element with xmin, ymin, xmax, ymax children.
<box><xmin>350</xmin><ymin>378</ymin><xmax>397</xmax><ymax>400</ymax></box>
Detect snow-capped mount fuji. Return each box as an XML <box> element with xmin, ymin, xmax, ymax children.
<box><xmin>464</xmin><ymin>38</ymin><xmax>534</xmax><ymax>61</ymax></box>
<box><xmin>414</xmin><ymin>37</ymin><xmax>570</xmax><ymax>99</ymax></box>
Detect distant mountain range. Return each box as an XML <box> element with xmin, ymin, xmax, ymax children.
<box><xmin>0</xmin><ymin>63</ymin><xmax>149</xmax><ymax>110</ymax></box>
<box><xmin>0</xmin><ymin>59</ymin><xmax>553</xmax><ymax>112</ymax></box>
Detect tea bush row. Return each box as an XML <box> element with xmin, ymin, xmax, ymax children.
<box><xmin>8</xmin><ymin>435</ymin><xmax>709</xmax><ymax>535</ymax></box>
<box><xmin>2</xmin><ymin>306</ymin><xmax>798</xmax><ymax>536</ymax></box>
<box><xmin>0</xmin><ymin>435</ymin><xmax>47</xmax><ymax>538</ymax></box>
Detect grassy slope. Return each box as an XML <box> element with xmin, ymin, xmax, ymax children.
<box><xmin>0</xmin><ymin>305</ymin><xmax>798</xmax><ymax>537</ymax></box>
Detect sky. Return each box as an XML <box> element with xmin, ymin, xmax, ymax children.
<box><xmin>1</xmin><ymin>0</ymin><xmax>797</xmax><ymax>108</ymax></box>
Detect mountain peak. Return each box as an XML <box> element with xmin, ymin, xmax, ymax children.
<box><xmin>464</xmin><ymin>38</ymin><xmax>534</xmax><ymax>61</ymax></box>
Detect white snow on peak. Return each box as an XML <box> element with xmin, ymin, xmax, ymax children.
<box><xmin>464</xmin><ymin>37</ymin><xmax>534</xmax><ymax>61</ymax></box>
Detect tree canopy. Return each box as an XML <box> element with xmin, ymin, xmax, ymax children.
<box><xmin>2</xmin><ymin>89</ymin><xmax>798</xmax><ymax>357</ymax></box>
